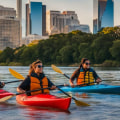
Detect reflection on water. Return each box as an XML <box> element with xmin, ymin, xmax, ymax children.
<box><xmin>0</xmin><ymin>66</ymin><xmax>120</xmax><ymax>119</ymax></box>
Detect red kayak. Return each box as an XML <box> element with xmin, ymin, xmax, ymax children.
<box><xmin>16</xmin><ymin>94</ymin><xmax>71</xmax><ymax>111</ymax></box>
<box><xmin>0</xmin><ymin>89</ymin><xmax>13</xmax><ymax>99</ymax></box>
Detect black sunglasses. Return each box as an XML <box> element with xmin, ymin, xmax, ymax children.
<box><xmin>85</xmin><ymin>62</ymin><xmax>91</xmax><ymax>65</ymax></box>
<box><xmin>37</xmin><ymin>65</ymin><xmax>44</xmax><ymax>68</ymax></box>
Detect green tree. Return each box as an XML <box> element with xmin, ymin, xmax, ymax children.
<box><xmin>0</xmin><ymin>47</ymin><xmax>14</xmax><ymax>63</ymax></box>
<box><xmin>110</xmin><ymin>40</ymin><xmax>120</xmax><ymax>61</ymax></box>
<box><xmin>59</xmin><ymin>45</ymin><xmax>74</xmax><ymax>64</ymax></box>
<box><xmin>92</xmin><ymin>34</ymin><xmax>113</xmax><ymax>63</ymax></box>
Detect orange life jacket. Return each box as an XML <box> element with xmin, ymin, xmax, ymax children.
<box><xmin>77</xmin><ymin>68</ymin><xmax>94</xmax><ymax>85</ymax></box>
<box><xmin>30</xmin><ymin>76</ymin><xmax>49</xmax><ymax>95</ymax></box>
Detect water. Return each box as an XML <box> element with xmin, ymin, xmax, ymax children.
<box><xmin>0</xmin><ymin>66</ymin><xmax>120</xmax><ymax>120</ymax></box>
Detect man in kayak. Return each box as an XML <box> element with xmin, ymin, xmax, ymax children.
<box><xmin>0</xmin><ymin>82</ymin><xmax>5</xmax><ymax>88</ymax></box>
<box><xmin>17</xmin><ymin>60</ymin><xmax>56</xmax><ymax>95</ymax></box>
<box><xmin>69</xmin><ymin>58</ymin><xmax>102</xmax><ymax>87</ymax></box>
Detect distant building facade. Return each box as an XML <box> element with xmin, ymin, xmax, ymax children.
<box><xmin>26</xmin><ymin>2</ymin><xmax>46</xmax><ymax>36</ymax></box>
<box><xmin>93</xmin><ymin>0</ymin><xmax>114</xmax><ymax>34</ymax></box>
<box><xmin>46</xmin><ymin>11</ymin><xmax>90</xmax><ymax>35</ymax></box>
<box><xmin>0</xmin><ymin>6</ymin><xmax>20</xmax><ymax>50</ymax></box>
<box><xmin>22</xmin><ymin>34</ymin><xmax>48</xmax><ymax>45</ymax></box>
<box><xmin>17</xmin><ymin>0</ymin><xmax>22</xmax><ymax>44</ymax></box>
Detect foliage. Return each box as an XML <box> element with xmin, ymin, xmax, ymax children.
<box><xmin>110</xmin><ymin>40</ymin><xmax>120</xmax><ymax>61</ymax></box>
<box><xmin>0</xmin><ymin>28</ymin><xmax>120</xmax><ymax>66</ymax></box>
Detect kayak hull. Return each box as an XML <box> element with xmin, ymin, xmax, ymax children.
<box><xmin>58</xmin><ymin>84</ymin><xmax>120</xmax><ymax>94</ymax></box>
<box><xmin>16</xmin><ymin>94</ymin><xmax>71</xmax><ymax>111</ymax></box>
<box><xmin>0</xmin><ymin>89</ymin><xmax>13</xmax><ymax>99</ymax></box>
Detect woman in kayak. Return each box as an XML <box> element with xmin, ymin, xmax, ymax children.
<box><xmin>17</xmin><ymin>60</ymin><xmax>56</xmax><ymax>95</ymax></box>
<box><xmin>69</xmin><ymin>58</ymin><xmax>102</xmax><ymax>87</ymax></box>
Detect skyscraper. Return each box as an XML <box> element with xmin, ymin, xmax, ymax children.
<box><xmin>93</xmin><ymin>0</ymin><xmax>114</xmax><ymax>34</ymax></box>
<box><xmin>17</xmin><ymin>0</ymin><xmax>22</xmax><ymax>24</ymax></box>
<box><xmin>17</xmin><ymin>0</ymin><xmax>22</xmax><ymax>44</ymax></box>
<box><xmin>42</xmin><ymin>5</ymin><xmax>46</xmax><ymax>36</ymax></box>
<box><xmin>26</xmin><ymin>1</ymin><xmax>46</xmax><ymax>36</ymax></box>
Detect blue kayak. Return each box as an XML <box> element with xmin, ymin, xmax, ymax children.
<box><xmin>58</xmin><ymin>84</ymin><xmax>120</xmax><ymax>94</ymax></box>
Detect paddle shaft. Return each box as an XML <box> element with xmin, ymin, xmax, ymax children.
<box><xmin>4</xmin><ymin>80</ymin><xmax>23</xmax><ymax>84</ymax></box>
<box><xmin>57</xmin><ymin>87</ymin><xmax>77</xmax><ymax>101</ymax></box>
<box><xmin>16</xmin><ymin>87</ymin><xmax>52</xmax><ymax>95</ymax></box>
<box><xmin>0</xmin><ymin>87</ymin><xmax>54</xmax><ymax>102</ymax></box>
<box><xmin>63</xmin><ymin>74</ymin><xmax>70</xmax><ymax>79</ymax></box>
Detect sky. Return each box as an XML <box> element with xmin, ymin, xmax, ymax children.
<box><xmin>0</xmin><ymin>0</ymin><xmax>120</xmax><ymax>36</ymax></box>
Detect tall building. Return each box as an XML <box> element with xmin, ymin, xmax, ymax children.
<box><xmin>26</xmin><ymin>3</ymin><xmax>30</xmax><ymax>36</ymax></box>
<box><xmin>17</xmin><ymin>0</ymin><xmax>22</xmax><ymax>44</ymax></box>
<box><xmin>46</xmin><ymin>11</ymin><xmax>90</xmax><ymax>35</ymax></box>
<box><xmin>26</xmin><ymin>1</ymin><xmax>46</xmax><ymax>36</ymax></box>
<box><xmin>93</xmin><ymin>0</ymin><xmax>114</xmax><ymax>34</ymax></box>
<box><xmin>42</xmin><ymin>5</ymin><xmax>46</xmax><ymax>36</ymax></box>
<box><xmin>17</xmin><ymin>0</ymin><xmax>22</xmax><ymax>23</ymax></box>
<box><xmin>0</xmin><ymin>6</ymin><xmax>20</xmax><ymax>50</ymax></box>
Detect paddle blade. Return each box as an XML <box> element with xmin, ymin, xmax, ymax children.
<box><xmin>51</xmin><ymin>64</ymin><xmax>63</xmax><ymax>74</ymax></box>
<box><xmin>9</xmin><ymin>68</ymin><xmax>25</xmax><ymax>80</ymax></box>
<box><xmin>75</xmin><ymin>100</ymin><xmax>90</xmax><ymax>106</ymax></box>
<box><xmin>0</xmin><ymin>95</ymin><xmax>14</xmax><ymax>102</ymax></box>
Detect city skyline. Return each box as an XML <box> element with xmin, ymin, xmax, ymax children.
<box><xmin>0</xmin><ymin>0</ymin><xmax>120</xmax><ymax>36</ymax></box>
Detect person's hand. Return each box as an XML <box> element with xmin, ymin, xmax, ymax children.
<box><xmin>96</xmin><ymin>78</ymin><xmax>102</xmax><ymax>84</ymax></box>
<box><xmin>64</xmin><ymin>83</ymin><xmax>69</xmax><ymax>86</ymax></box>
<box><xmin>0</xmin><ymin>82</ymin><xmax>5</xmax><ymax>88</ymax></box>
<box><xmin>19</xmin><ymin>89</ymin><xmax>26</xmax><ymax>93</ymax></box>
<box><xmin>51</xmin><ymin>85</ymin><xmax>56</xmax><ymax>90</ymax></box>
<box><xmin>17</xmin><ymin>87</ymin><xmax>25</xmax><ymax>93</ymax></box>
<box><xmin>70</xmin><ymin>82</ymin><xmax>76</xmax><ymax>88</ymax></box>
<box><xmin>69</xmin><ymin>80</ymin><xmax>76</xmax><ymax>88</ymax></box>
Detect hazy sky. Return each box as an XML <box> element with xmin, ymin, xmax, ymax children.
<box><xmin>0</xmin><ymin>0</ymin><xmax>120</xmax><ymax>36</ymax></box>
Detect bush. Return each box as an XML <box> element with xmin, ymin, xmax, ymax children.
<box><xmin>102</xmin><ymin>60</ymin><xmax>120</xmax><ymax>67</ymax></box>
<box><xmin>8</xmin><ymin>62</ymin><xmax>23</xmax><ymax>66</ymax></box>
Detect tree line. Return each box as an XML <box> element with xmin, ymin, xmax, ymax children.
<box><xmin>0</xmin><ymin>27</ymin><xmax>120</xmax><ymax>66</ymax></box>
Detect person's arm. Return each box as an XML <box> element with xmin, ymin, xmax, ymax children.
<box><xmin>93</xmin><ymin>69</ymin><xmax>102</xmax><ymax>84</ymax></box>
<box><xmin>69</xmin><ymin>68</ymin><xmax>79</xmax><ymax>87</ymax></box>
<box><xmin>0</xmin><ymin>82</ymin><xmax>5</xmax><ymax>88</ymax></box>
<box><xmin>17</xmin><ymin>76</ymin><xmax>30</xmax><ymax>93</ymax></box>
<box><xmin>47</xmin><ymin>78</ymin><xmax>56</xmax><ymax>90</ymax></box>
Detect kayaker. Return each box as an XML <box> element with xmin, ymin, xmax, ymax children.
<box><xmin>17</xmin><ymin>60</ymin><xmax>56</xmax><ymax>95</ymax></box>
<box><xmin>69</xmin><ymin>58</ymin><xmax>102</xmax><ymax>87</ymax></box>
<box><xmin>0</xmin><ymin>82</ymin><xmax>5</xmax><ymax>88</ymax></box>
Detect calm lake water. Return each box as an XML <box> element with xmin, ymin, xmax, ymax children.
<box><xmin>0</xmin><ymin>66</ymin><xmax>120</xmax><ymax>120</ymax></box>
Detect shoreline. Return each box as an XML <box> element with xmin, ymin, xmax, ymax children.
<box><xmin>0</xmin><ymin>62</ymin><xmax>120</xmax><ymax>67</ymax></box>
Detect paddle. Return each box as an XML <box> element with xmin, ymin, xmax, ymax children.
<box><xmin>9</xmin><ymin>68</ymin><xmax>90</xmax><ymax>106</ymax></box>
<box><xmin>0</xmin><ymin>68</ymin><xmax>25</xmax><ymax>87</ymax></box>
<box><xmin>51</xmin><ymin>65</ymin><xmax>70</xmax><ymax>79</ymax></box>
<box><xmin>9</xmin><ymin>68</ymin><xmax>25</xmax><ymax>80</ymax></box>
<box><xmin>0</xmin><ymin>87</ymin><xmax>52</xmax><ymax>102</ymax></box>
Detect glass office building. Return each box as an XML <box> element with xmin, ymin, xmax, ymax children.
<box><xmin>93</xmin><ymin>0</ymin><xmax>114</xmax><ymax>34</ymax></box>
<box><xmin>26</xmin><ymin>2</ymin><xmax>46</xmax><ymax>36</ymax></box>
<box><xmin>30</xmin><ymin>2</ymin><xmax>42</xmax><ymax>35</ymax></box>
